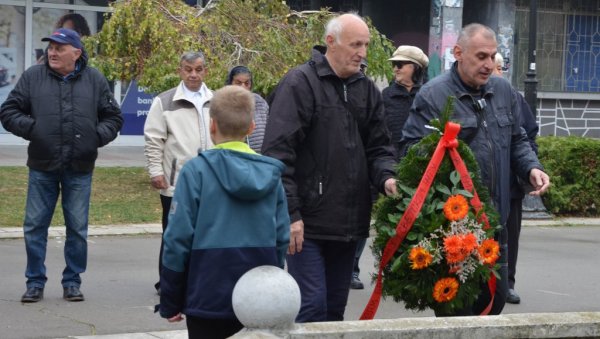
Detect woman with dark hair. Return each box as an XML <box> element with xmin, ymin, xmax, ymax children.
<box><xmin>382</xmin><ymin>45</ymin><xmax>429</xmax><ymax>158</ymax></box>
<box><xmin>55</xmin><ymin>13</ymin><xmax>91</xmax><ymax>37</ymax></box>
<box><xmin>37</xmin><ymin>13</ymin><xmax>91</xmax><ymax>64</ymax></box>
<box><xmin>225</xmin><ymin>66</ymin><xmax>269</xmax><ymax>152</ymax></box>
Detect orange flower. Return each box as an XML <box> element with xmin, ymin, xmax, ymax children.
<box><xmin>444</xmin><ymin>235</ymin><xmax>468</xmax><ymax>264</ymax></box>
<box><xmin>409</xmin><ymin>246</ymin><xmax>433</xmax><ymax>270</ymax></box>
<box><xmin>478</xmin><ymin>239</ymin><xmax>500</xmax><ymax>265</ymax></box>
<box><xmin>462</xmin><ymin>233</ymin><xmax>478</xmax><ymax>253</ymax></box>
<box><xmin>443</xmin><ymin>195</ymin><xmax>469</xmax><ymax>221</ymax></box>
<box><xmin>433</xmin><ymin>277</ymin><xmax>459</xmax><ymax>303</ymax></box>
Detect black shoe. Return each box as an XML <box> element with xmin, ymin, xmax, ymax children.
<box><xmin>21</xmin><ymin>287</ymin><xmax>44</xmax><ymax>303</ymax></box>
<box><xmin>350</xmin><ymin>274</ymin><xmax>364</xmax><ymax>290</ymax></box>
<box><xmin>63</xmin><ymin>286</ymin><xmax>85</xmax><ymax>302</ymax></box>
<box><xmin>506</xmin><ymin>288</ymin><xmax>521</xmax><ymax>304</ymax></box>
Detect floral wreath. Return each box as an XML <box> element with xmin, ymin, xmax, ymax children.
<box><xmin>362</xmin><ymin>97</ymin><xmax>502</xmax><ymax>317</ymax></box>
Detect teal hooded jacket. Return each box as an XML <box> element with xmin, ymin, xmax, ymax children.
<box><xmin>159</xmin><ymin>142</ymin><xmax>290</xmax><ymax>319</ymax></box>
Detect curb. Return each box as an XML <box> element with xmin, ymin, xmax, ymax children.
<box><xmin>2</xmin><ymin>219</ymin><xmax>600</xmax><ymax>240</ymax></box>
<box><xmin>0</xmin><ymin>224</ymin><xmax>162</xmax><ymax>239</ymax></box>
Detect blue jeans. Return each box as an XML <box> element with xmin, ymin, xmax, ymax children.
<box><xmin>286</xmin><ymin>238</ymin><xmax>357</xmax><ymax>323</ymax></box>
<box><xmin>24</xmin><ymin>169</ymin><xmax>92</xmax><ymax>289</ymax></box>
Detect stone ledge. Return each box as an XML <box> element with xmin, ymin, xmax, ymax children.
<box><xmin>288</xmin><ymin>312</ymin><xmax>600</xmax><ymax>338</ymax></box>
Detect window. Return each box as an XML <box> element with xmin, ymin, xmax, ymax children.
<box><xmin>514</xmin><ymin>0</ymin><xmax>600</xmax><ymax>93</ymax></box>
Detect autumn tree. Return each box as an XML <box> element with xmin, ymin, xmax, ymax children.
<box><xmin>87</xmin><ymin>0</ymin><xmax>394</xmax><ymax>96</ymax></box>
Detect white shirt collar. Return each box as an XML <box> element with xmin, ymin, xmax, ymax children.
<box><xmin>181</xmin><ymin>82</ymin><xmax>208</xmax><ymax>101</ymax></box>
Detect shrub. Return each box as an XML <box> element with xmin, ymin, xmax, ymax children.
<box><xmin>537</xmin><ymin>136</ymin><xmax>600</xmax><ymax>216</ymax></box>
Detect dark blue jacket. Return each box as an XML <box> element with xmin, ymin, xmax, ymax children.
<box><xmin>400</xmin><ymin>62</ymin><xmax>543</xmax><ymax>225</ymax></box>
<box><xmin>159</xmin><ymin>143</ymin><xmax>290</xmax><ymax>319</ymax></box>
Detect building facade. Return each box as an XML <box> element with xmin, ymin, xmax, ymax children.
<box><xmin>1</xmin><ymin>0</ymin><xmax>599</xmax><ymax>144</ymax></box>
<box><xmin>289</xmin><ymin>0</ymin><xmax>600</xmax><ymax>138</ymax></box>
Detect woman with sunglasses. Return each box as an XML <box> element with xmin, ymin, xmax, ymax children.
<box><xmin>382</xmin><ymin>45</ymin><xmax>429</xmax><ymax>158</ymax></box>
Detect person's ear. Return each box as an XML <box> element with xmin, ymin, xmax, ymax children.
<box><xmin>209</xmin><ymin>118</ymin><xmax>217</xmax><ymax>135</ymax></box>
<box><xmin>325</xmin><ymin>34</ymin><xmax>336</xmax><ymax>49</ymax></box>
<box><xmin>246</xmin><ymin>120</ymin><xmax>256</xmax><ymax>136</ymax></box>
<box><xmin>453</xmin><ymin>44</ymin><xmax>462</xmax><ymax>61</ymax></box>
<box><xmin>73</xmin><ymin>48</ymin><xmax>82</xmax><ymax>61</ymax></box>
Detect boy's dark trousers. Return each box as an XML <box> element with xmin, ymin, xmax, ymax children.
<box><xmin>186</xmin><ymin>316</ymin><xmax>243</xmax><ymax>339</ymax></box>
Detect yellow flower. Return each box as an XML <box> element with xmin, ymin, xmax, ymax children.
<box><xmin>409</xmin><ymin>246</ymin><xmax>433</xmax><ymax>270</ymax></box>
<box><xmin>433</xmin><ymin>277</ymin><xmax>459</xmax><ymax>303</ymax></box>
<box><xmin>443</xmin><ymin>194</ymin><xmax>469</xmax><ymax>221</ymax></box>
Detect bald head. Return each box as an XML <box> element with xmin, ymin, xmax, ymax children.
<box><xmin>324</xmin><ymin>13</ymin><xmax>370</xmax><ymax>79</ymax></box>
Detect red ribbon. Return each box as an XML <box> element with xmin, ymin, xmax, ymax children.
<box><xmin>360</xmin><ymin>122</ymin><xmax>496</xmax><ymax>320</ymax></box>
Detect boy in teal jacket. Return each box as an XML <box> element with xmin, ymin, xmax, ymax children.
<box><xmin>159</xmin><ymin>85</ymin><xmax>290</xmax><ymax>338</ymax></box>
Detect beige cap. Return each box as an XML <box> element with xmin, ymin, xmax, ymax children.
<box><xmin>389</xmin><ymin>45</ymin><xmax>429</xmax><ymax>68</ymax></box>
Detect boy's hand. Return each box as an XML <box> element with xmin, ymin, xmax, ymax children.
<box><xmin>168</xmin><ymin>313</ymin><xmax>184</xmax><ymax>322</ymax></box>
<box><xmin>288</xmin><ymin>220</ymin><xmax>304</xmax><ymax>254</ymax></box>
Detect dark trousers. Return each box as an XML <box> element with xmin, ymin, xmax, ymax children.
<box><xmin>353</xmin><ymin>238</ymin><xmax>367</xmax><ymax>276</ymax></box>
<box><xmin>507</xmin><ymin>198</ymin><xmax>523</xmax><ymax>289</ymax></box>
<box><xmin>186</xmin><ymin>316</ymin><xmax>243</xmax><ymax>339</ymax></box>
<box><xmin>156</xmin><ymin>194</ymin><xmax>172</xmax><ymax>290</ymax></box>
<box><xmin>286</xmin><ymin>238</ymin><xmax>357</xmax><ymax>323</ymax></box>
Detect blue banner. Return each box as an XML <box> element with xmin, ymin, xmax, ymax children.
<box><xmin>120</xmin><ymin>80</ymin><xmax>154</xmax><ymax>135</ymax></box>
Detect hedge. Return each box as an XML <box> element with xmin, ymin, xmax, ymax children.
<box><xmin>537</xmin><ymin>136</ymin><xmax>600</xmax><ymax>216</ymax></box>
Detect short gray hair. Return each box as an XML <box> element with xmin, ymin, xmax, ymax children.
<box><xmin>456</xmin><ymin>23</ymin><xmax>496</xmax><ymax>50</ymax></box>
<box><xmin>323</xmin><ymin>12</ymin><xmax>364</xmax><ymax>43</ymax></box>
<box><xmin>180</xmin><ymin>51</ymin><xmax>206</xmax><ymax>65</ymax></box>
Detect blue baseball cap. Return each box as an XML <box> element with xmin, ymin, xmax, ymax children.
<box><xmin>42</xmin><ymin>28</ymin><xmax>83</xmax><ymax>49</ymax></box>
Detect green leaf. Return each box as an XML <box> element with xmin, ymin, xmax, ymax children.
<box><xmin>435</xmin><ymin>183</ymin><xmax>452</xmax><ymax>196</ymax></box>
<box><xmin>450</xmin><ymin>170</ymin><xmax>461</xmax><ymax>186</ymax></box>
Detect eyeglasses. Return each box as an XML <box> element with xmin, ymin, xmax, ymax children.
<box><xmin>392</xmin><ymin>61</ymin><xmax>410</xmax><ymax>68</ymax></box>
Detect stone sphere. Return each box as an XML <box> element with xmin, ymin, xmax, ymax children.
<box><xmin>232</xmin><ymin>265</ymin><xmax>300</xmax><ymax>329</ymax></box>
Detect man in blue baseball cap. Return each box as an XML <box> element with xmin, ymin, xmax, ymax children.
<box><xmin>41</xmin><ymin>28</ymin><xmax>83</xmax><ymax>77</ymax></box>
<box><xmin>0</xmin><ymin>27</ymin><xmax>123</xmax><ymax>303</ymax></box>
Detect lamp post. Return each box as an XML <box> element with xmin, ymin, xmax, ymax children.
<box><xmin>523</xmin><ymin>0</ymin><xmax>538</xmax><ymax>115</ymax></box>
<box><xmin>522</xmin><ymin>0</ymin><xmax>551</xmax><ymax>219</ymax></box>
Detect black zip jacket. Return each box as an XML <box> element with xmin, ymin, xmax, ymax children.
<box><xmin>0</xmin><ymin>50</ymin><xmax>123</xmax><ymax>172</ymax></box>
<box><xmin>262</xmin><ymin>46</ymin><xmax>396</xmax><ymax>241</ymax></box>
<box><xmin>400</xmin><ymin>62</ymin><xmax>543</xmax><ymax>225</ymax></box>
<box><xmin>382</xmin><ymin>81</ymin><xmax>421</xmax><ymax>158</ymax></box>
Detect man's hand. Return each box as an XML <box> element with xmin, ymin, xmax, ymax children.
<box><xmin>167</xmin><ymin>313</ymin><xmax>184</xmax><ymax>322</ymax></box>
<box><xmin>288</xmin><ymin>220</ymin><xmax>304</xmax><ymax>255</ymax></box>
<box><xmin>384</xmin><ymin>178</ymin><xmax>398</xmax><ymax>197</ymax></box>
<box><xmin>528</xmin><ymin>168</ymin><xmax>550</xmax><ymax>196</ymax></box>
<box><xmin>151</xmin><ymin>175</ymin><xmax>169</xmax><ymax>190</ymax></box>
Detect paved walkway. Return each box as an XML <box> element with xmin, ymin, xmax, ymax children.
<box><xmin>2</xmin><ymin>145</ymin><xmax>599</xmax><ymax>338</ymax></box>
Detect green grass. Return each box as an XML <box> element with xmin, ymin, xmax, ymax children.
<box><xmin>0</xmin><ymin>167</ymin><xmax>161</xmax><ymax>227</ymax></box>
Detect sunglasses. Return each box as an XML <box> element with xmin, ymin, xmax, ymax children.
<box><xmin>392</xmin><ymin>61</ymin><xmax>411</xmax><ymax>68</ymax></box>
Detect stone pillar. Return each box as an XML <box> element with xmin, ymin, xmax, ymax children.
<box><xmin>230</xmin><ymin>265</ymin><xmax>301</xmax><ymax>338</ymax></box>
<box><xmin>428</xmin><ymin>0</ymin><xmax>464</xmax><ymax>80</ymax></box>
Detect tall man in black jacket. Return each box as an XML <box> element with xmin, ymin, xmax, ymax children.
<box><xmin>262</xmin><ymin>13</ymin><xmax>398</xmax><ymax>322</ymax></box>
<box><xmin>400</xmin><ymin>23</ymin><xmax>549</xmax><ymax>315</ymax></box>
<box><xmin>0</xmin><ymin>28</ymin><xmax>123</xmax><ymax>303</ymax></box>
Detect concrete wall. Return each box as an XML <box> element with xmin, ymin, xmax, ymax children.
<box><xmin>284</xmin><ymin>312</ymin><xmax>600</xmax><ymax>338</ymax></box>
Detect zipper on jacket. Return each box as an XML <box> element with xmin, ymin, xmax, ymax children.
<box><xmin>481</xmin><ymin>119</ymin><xmax>496</xmax><ymax>201</ymax></box>
<box><xmin>318</xmin><ymin>179</ymin><xmax>323</xmax><ymax>196</ymax></box>
<box><xmin>343</xmin><ymin>83</ymin><xmax>348</xmax><ymax>102</ymax></box>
